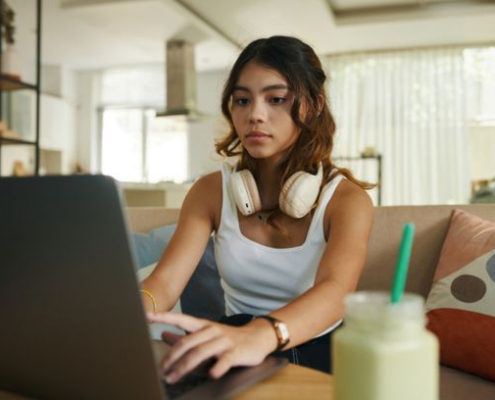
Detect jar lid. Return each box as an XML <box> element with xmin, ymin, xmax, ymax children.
<box><xmin>344</xmin><ymin>291</ymin><xmax>425</xmax><ymax>320</ymax></box>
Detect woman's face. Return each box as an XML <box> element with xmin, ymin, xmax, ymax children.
<box><xmin>230</xmin><ymin>61</ymin><xmax>300</xmax><ymax>164</ymax></box>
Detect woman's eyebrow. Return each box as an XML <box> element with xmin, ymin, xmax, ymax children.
<box><xmin>232</xmin><ymin>84</ymin><xmax>290</xmax><ymax>93</ymax></box>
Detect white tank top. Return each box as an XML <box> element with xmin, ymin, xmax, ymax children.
<box><xmin>214</xmin><ymin>163</ymin><xmax>344</xmax><ymax>334</ymax></box>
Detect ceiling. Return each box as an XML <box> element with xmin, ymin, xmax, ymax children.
<box><xmin>24</xmin><ymin>0</ymin><xmax>495</xmax><ymax>71</ymax></box>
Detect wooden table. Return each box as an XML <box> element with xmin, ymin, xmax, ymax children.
<box><xmin>235</xmin><ymin>363</ymin><xmax>333</xmax><ymax>399</ymax></box>
<box><xmin>1</xmin><ymin>340</ymin><xmax>333</xmax><ymax>399</ymax></box>
<box><xmin>0</xmin><ymin>364</ymin><xmax>333</xmax><ymax>400</ymax></box>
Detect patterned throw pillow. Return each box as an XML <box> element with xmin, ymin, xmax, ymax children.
<box><xmin>425</xmin><ymin>209</ymin><xmax>495</xmax><ymax>381</ymax></box>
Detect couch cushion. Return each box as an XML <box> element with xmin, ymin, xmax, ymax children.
<box><xmin>130</xmin><ymin>225</ymin><xmax>225</xmax><ymax>321</ymax></box>
<box><xmin>360</xmin><ymin>205</ymin><xmax>495</xmax><ymax>298</ymax></box>
<box><xmin>440</xmin><ymin>365</ymin><xmax>495</xmax><ymax>400</ymax></box>
<box><xmin>425</xmin><ymin>209</ymin><xmax>495</xmax><ymax>382</ymax></box>
<box><xmin>132</xmin><ymin>224</ymin><xmax>176</xmax><ymax>269</ymax></box>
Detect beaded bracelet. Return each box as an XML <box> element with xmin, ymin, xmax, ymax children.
<box><xmin>140</xmin><ymin>289</ymin><xmax>157</xmax><ymax>312</ymax></box>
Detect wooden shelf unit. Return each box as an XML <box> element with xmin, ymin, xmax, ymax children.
<box><xmin>0</xmin><ymin>0</ymin><xmax>42</xmax><ymax>176</ymax></box>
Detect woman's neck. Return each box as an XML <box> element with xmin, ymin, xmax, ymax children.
<box><xmin>256</xmin><ymin>160</ymin><xmax>282</xmax><ymax>210</ymax></box>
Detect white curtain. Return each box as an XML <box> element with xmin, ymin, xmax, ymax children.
<box><xmin>464</xmin><ymin>48</ymin><xmax>495</xmax><ymax>184</ymax></box>
<box><xmin>326</xmin><ymin>48</ymin><xmax>471</xmax><ymax>206</ymax></box>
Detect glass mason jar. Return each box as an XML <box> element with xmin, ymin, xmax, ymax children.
<box><xmin>333</xmin><ymin>291</ymin><xmax>439</xmax><ymax>400</ymax></box>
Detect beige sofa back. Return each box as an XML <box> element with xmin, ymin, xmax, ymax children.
<box><xmin>125</xmin><ymin>204</ymin><xmax>495</xmax><ymax>298</ymax></box>
<box><xmin>126</xmin><ymin>205</ymin><xmax>495</xmax><ymax>398</ymax></box>
<box><xmin>362</xmin><ymin>205</ymin><xmax>495</xmax><ymax>297</ymax></box>
<box><xmin>127</xmin><ymin>207</ymin><xmax>181</xmax><ymax>233</ymax></box>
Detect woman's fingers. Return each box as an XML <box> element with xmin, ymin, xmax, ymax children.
<box><xmin>164</xmin><ymin>336</ymin><xmax>231</xmax><ymax>384</ymax></box>
<box><xmin>162</xmin><ymin>324</ymin><xmax>226</xmax><ymax>371</ymax></box>
<box><xmin>209</xmin><ymin>351</ymin><xmax>236</xmax><ymax>379</ymax></box>
<box><xmin>160</xmin><ymin>330</ymin><xmax>184</xmax><ymax>346</ymax></box>
<box><xmin>147</xmin><ymin>312</ymin><xmax>207</xmax><ymax>333</ymax></box>
<box><xmin>150</xmin><ymin>314</ymin><xmax>271</xmax><ymax>383</ymax></box>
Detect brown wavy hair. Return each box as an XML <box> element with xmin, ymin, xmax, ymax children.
<box><xmin>215</xmin><ymin>35</ymin><xmax>374</xmax><ymax>192</ymax></box>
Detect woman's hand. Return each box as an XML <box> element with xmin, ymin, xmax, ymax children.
<box><xmin>147</xmin><ymin>312</ymin><xmax>278</xmax><ymax>383</ymax></box>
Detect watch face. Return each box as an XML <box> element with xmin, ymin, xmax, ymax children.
<box><xmin>276</xmin><ymin>321</ymin><xmax>290</xmax><ymax>345</ymax></box>
<box><xmin>258</xmin><ymin>316</ymin><xmax>290</xmax><ymax>348</ymax></box>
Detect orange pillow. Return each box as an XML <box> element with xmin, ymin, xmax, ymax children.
<box><xmin>425</xmin><ymin>209</ymin><xmax>495</xmax><ymax>381</ymax></box>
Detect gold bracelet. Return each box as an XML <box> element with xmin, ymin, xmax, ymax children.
<box><xmin>140</xmin><ymin>289</ymin><xmax>157</xmax><ymax>312</ymax></box>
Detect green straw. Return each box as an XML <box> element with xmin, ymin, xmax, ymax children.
<box><xmin>390</xmin><ymin>223</ymin><xmax>415</xmax><ymax>304</ymax></box>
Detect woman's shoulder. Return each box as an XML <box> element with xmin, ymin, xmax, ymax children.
<box><xmin>320</xmin><ymin>178</ymin><xmax>374</xmax><ymax>236</ymax></box>
<box><xmin>187</xmin><ymin>170</ymin><xmax>222</xmax><ymax>201</ymax></box>
<box><xmin>327</xmin><ymin>177</ymin><xmax>374</xmax><ymax>216</ymax></box>
<box><xmin>183</xmin><ymin>170</ymin><xmax>223</xmax><ymax>226</ymax></box>
<box><xmin>194</xmin><ymin>169</ymin><xmax>222</xmax><ymax>185</ymax></box>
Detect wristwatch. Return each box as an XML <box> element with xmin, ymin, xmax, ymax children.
<box><xmin>257</xmin><ymin>315</ymin><xmax>290</xmax><ymax>352</ymax></box>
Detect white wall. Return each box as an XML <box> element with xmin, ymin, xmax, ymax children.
<box><xmin>188</xmin><ymin>69</ymin><xmax>230</xmax><ymax>180</ymax></box>
<box><xmin>39</xmin><ymin>64</ymin><xmax>78</xmax><ymax>174</ymax></box>
<box><xmin>75</xmin><ymin>70</ymin><xmax>102</xmax><ymax>173</ymax></box>
<box><xmin>40</xmin><ymin>93</ymin><xmax>77</xmax><ymax>174</ymax></box>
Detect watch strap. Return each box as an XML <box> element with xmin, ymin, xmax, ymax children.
<box><xmin>257</xmin><ymin>315</ymin><xmax>290</xmax><ymax>352</ymax></box>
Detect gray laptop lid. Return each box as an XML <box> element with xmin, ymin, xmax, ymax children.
<box><xmin>0</xmin><ymin>175</ymin><xmax>288</xmax><ymax>400</ymax></box>
<box><xmin>0</xmin><ymin>175</ymin><xmax>165</xmax><ymax>399</ymax></box>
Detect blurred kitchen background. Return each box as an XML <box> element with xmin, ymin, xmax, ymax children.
<box><xmin>1</xmin><ymin>0</ymin><xmax>495</xmax><ymax>207</ymax></box>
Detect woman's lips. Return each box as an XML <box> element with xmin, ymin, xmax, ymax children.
<box><xmin>245</xmin><ymin>131</ymin><xmax>271</xmax><ymax>142</ymax></box>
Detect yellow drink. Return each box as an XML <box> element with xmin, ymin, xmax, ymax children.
<box><xmin>333</xmin><ymin>292</ymin><xmax>438</xmax><ymax>400</ymax></box>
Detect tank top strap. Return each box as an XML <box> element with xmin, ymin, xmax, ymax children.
<box><xmin>318</xmin><ymin>173</ymin><xmax>345</xmax><ymax>210</ymax></box>
<box><xmin>307</xmin><ymin>173</ymin><xmax>345</xmax><ymax>240</ymax></box>
<box><xmin>219</xmin><ymin>162</ymin><xmax>238</xmax><ymax>232</ymax></box>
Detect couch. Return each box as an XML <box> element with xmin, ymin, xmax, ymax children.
<box><xmin>127</xmin><ymin>204</ymin><xmax>495</xmax><ymax>400</ymax></box>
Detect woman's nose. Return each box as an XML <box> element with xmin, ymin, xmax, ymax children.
<box><xmin>248</xmin><ymin>100</ymin><xmax>267</xmax><ymax>123</ymax></box>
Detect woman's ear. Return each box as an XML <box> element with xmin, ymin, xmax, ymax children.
<box><xmin>300</xmin><ymin>96</ymin><xmax>324</xmax><ymax>122</ymax></box>
<box><xmin>316</xmin><ymin>94</ymin><xmax>324</xmax><ymax>116</ymax></box>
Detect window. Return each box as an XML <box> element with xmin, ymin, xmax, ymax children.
<box><xmin>100</xmin><ymin>107</ymin><xmax>187</xmax><ymax>183</ymax></box>
<box><xmin>99</xmin><ymin>66</ymin><xmax>188</xmax><ymax>183</ymax></box>
<box><xmin>146</xmin><ymin>114</ymin><xmax>188</xmax><ymax>183</ymax></box>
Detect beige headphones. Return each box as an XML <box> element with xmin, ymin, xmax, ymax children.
<box><xmin>229</xmin><ymin>164</ymin><xmax>323</xmax><ymax>219</ymax></box>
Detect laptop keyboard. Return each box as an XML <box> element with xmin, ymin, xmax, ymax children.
<box><xmin>162</xmin><ymin>371</ymin><xmax>210</xmax><ymax>399</ymax></box>
<box><xmin>162</xmin><ymin>359</ymin><xmax>216</xmax><ymax>399</ymax></box>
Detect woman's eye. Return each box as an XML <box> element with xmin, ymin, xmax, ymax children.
<box><xmin>233</xmin><ymin>98</ymin><xmax>250</xmax><ymax>106</ymax></box>
<box><xmin>270</xmin><ymin>97</ymin><xmax>286</xmax><ymax>104</ymax></box>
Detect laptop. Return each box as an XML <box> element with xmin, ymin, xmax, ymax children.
<box><xmin>0</xmin><ymin>174</ymin><xmax>287</xmax><ymax>400</ymax></box>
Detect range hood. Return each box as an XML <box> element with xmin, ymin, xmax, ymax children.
<box><xmin>156</xmin><ymin>40</ymin><xmax>205</xmax><ymax>120</ymax></box>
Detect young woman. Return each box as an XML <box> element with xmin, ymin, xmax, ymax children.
<box><xmin>141</xmin><ymin>35</ymin><xmax>374</xmax><ymax>383</ymax></box>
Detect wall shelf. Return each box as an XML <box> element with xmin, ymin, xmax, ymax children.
<box><xmin>0</xmin><ymin>137</ymin><xmax>37</xmax><ymax>145</ymax></box>
<box><xmin>0</xmin><ymin>74</ymin><xmax>37</xmax><ymax>91</ymax></box>
<box><xmin>0</xmin><ymin>0</ymin><xmax>42</xmax><ymax>176</ymax></box>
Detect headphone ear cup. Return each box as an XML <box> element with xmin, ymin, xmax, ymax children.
<box><xmin>279</xmin><ymin>166</ymin><xmax>323</xmax><ymax>219</ymax></box>
<box><xmin>229</xmin><ymin>169</ymin><xmax>262</xmax><ymax>216</ymax></box>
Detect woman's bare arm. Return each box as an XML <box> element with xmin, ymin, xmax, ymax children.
<box><xmin>266</xmin><ymin>179</ymin><xmax>374</xmax><ymax>347</ymax></box>
<box><xmin>140</xmin><ymin>172</ymin><xmax>221</xmax><ymax>312</ymax></box>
